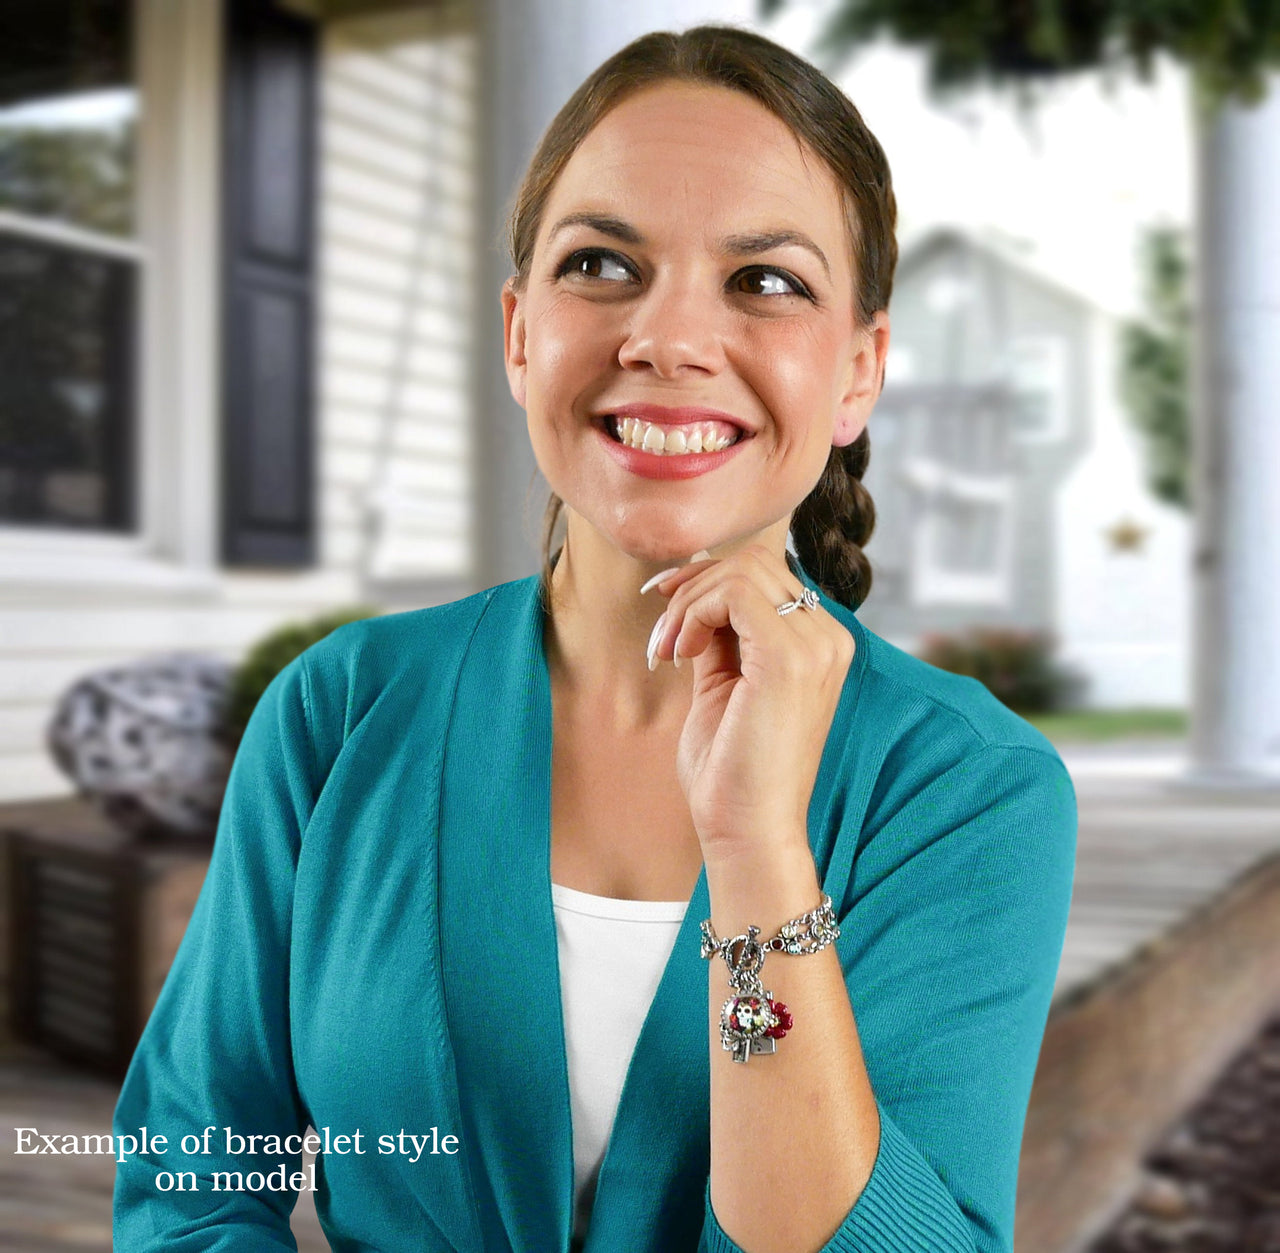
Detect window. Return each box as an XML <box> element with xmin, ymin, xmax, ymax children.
<box><xmin>903</xmin><ymin>458</ymin><xmax>1015</xmax><ymax>607</ymax></box>
<box><xmin>932</xmin><ymin>494</ymin><xmax>1003</xmax><ymax>572</ymax></box>
<box><xmin>0</xmin><ymin>0</ymin><xmax>138</xmax><ymax>532</ymax></box>
<box><xmin>895</xmin><ymin>389</ymin><xmax>1016</xmax><ymax>607</ymax></box>
<box><xmin>1007</xmin><ymin>334</ymin><xmax>1067</xmax><ymax>443</ymax></box>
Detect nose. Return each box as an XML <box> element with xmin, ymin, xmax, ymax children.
<box><xmin>617</xmin><ymin>274</ymin><xmax>725</xmax><ymax>378</ymax></box>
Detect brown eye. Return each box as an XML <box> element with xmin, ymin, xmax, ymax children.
<box><xmin>733</xmin><ymin>268</ymin><xmax>808</xmax><ymax>299</ymax></box>
<box><xmin>557</xmin><ymin>248</ymin><xmax>634</xmax><ymax>282</ymax></box>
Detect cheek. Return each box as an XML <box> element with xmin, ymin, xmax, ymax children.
<box><xmin>526</xmin><ymin>323</ymin><xmax>569</xmax><ymax>384</ymax></box>
<box><xmin>525</xmin><ymin>300</ymin><xmax>617</xmax><ymax>396</ymax></box>
<box><xmin>534</xmin><ymin>292</ymin><xmax>616</xmax><ymax>343</ymax></box>
<box><xmin>742</xmin><ymin>321</ymin><xmax>843</xmax><ymax>426</ymax></box>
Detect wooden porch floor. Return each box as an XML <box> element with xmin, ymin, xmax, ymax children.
<box><xmin>1053</xmin><ymin>740</ymin><xmax>1280</xmax><ymax>1001</ymax></box>
<box><xmin>3</xmin><ymin>738</ymin><xmax>1278</xmax><ymax>1251</ymax></box>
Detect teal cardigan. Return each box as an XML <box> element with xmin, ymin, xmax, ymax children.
<box><xmin>113</xmin><ymin>565</ymin><xmax>1077</xmax><ymax>1252</ymax></box>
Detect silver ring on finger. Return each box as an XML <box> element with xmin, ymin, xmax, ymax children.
<box><xmin>776</xmin><ymin>587</ymin><xmax>820</xmax><ymax>616</ymax></box>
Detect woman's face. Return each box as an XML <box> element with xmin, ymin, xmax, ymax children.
<box><xmin>502</xmin><ymin>82</ymin><xmax>889</xmax><ymax>566</ymax></box>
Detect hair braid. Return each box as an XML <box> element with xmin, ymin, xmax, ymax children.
<box><xmin>790</xmin><ymin>429</ymin><xmax>875</xmax><ymax>611</ymax></box>
<box><xmin>539</xmin><ymin>491</ymin><xmax>565</xmax><ymax>612</ymax></box>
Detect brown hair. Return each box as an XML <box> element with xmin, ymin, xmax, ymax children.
<box><xmin>507</xmin><ymin>25</ymin><xmax>896</xmax><ymax>611</ymax></box>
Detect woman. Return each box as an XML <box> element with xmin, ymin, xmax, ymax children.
<box><xmin>113</xmin><ymin>25</ymin><xmax>1076</xmax><ymax>1253</ymax></box>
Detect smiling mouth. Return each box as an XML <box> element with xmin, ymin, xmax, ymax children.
<box><xmin>604</xmin><ymin>415</ymin><xmax>746</xmax><ymax>456</ymax></box>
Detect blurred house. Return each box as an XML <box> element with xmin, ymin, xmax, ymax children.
<box><xmin>860</xmin><ymin>225</ymin><xmax>1190</xmax><ymax>710</ymax></box>
<box><xmin>0</xmin><ymin>0</ymin><xmax>1188</xmax><ymax>809</ymax></box>
<box><xmin>0</xmin><ymin>0</ymin><xmax>480</xmax><ymax>803</ymax></box>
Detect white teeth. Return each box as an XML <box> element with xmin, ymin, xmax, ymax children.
<box><xmin>611</xmin><ymin>417</ymin><xmax>739</xmax><ymax>455</ymax></box>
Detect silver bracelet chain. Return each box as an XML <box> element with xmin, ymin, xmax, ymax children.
<box><xmin>699</xmin><ymin>892</ymin><xmax>839</xmax><ymax>962</ymax></box>
<box><xmin>699</xmin><ymin>893</ymin><xmax>840</xmax><ymax>1063</ymax></box>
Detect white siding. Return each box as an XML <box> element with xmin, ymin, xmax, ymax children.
<box><xmin>318</xmin><ymin>3</ymin><xmax>476</xmax><ymax>583</ymax></box>
<box><xmin>0</xmin><ymin>0</ymin><xmax>479</xmax><ymax>803</ymax></box>
<box><xmin>1054</xmin><ymin>309</ymin><xmax>1191</xmax><ymax>708</ymax></box>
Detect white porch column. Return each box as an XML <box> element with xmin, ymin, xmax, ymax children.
<box><xmin>136</xmin><ymin>0</ymin><xmax>224</xmax><ymax>575</ymax></box>
<box><xmin>472</xmin><ymin>0</ymin><xmax>755</xmax><ymax>589</ymax></box>
<box><xmin>1184</xmin><ymin>75</ymin><xmax>1280</xmax><ymax>788</ymax></box>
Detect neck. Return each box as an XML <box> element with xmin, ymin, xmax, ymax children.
<box><xmin>542</xmin><ymin>511</ymin><xmax>789</xmax><ymax>729</ymax></box>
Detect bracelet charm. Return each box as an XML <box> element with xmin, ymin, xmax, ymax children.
<box><xmin>700</xmin><ymin>895</ymin><xmax>836</xmax><ymax>1065</ymax></box>
<box><xmin>720</xmin><ymin>992</ymin><xmax>794</xmax><ymax>1063</ymax></box>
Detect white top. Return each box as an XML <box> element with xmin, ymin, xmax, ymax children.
<box><xmin>551</xmin><ymin>882</ymin><xmax>687</xmax><ymax>1246</ymax></box>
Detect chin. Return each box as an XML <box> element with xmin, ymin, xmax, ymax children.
<box><xmin>618</xmin><ymin>536</ymin><xmax>707</xmax><ymax>565</ymax></box>
<box><xmin>586</xmin><ymin>507</ymin><xmax>710</xmax><ymax>565</ymax></box>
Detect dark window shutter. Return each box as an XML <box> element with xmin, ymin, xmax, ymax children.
<box><xmin>221</xmin><ymin>0</ymin><xmax>318</xmax><ymax>566</ymax></box>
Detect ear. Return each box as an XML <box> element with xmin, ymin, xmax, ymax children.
<box><xmin>501</xmin><ymin>277</ymin><xmax>527</xmax><ymax>409</ymax></box>
<box><xmin>832</xmin><ymin>309</ymin><xmax>890</xmax><ymax>448</ymax></box>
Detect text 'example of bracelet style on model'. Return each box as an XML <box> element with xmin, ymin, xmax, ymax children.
<box><xmin>700</xmin><ymin>894</ymin><xmax>839</xmax><ymax>1063</ymax></box>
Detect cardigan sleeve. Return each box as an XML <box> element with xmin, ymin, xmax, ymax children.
<box><xmin>112</xmin><ymin>655</ymin><xmax>320</xmax><ymax>1250</ymax></box>
<box><xmin>698</xmin><ymin>743</ymin><xmax>1078</xmax><ymax>1253</ymax></box>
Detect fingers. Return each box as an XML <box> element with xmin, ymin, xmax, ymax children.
<box><xmin>669</xmin><ymin>578</ymin><xmax>782</xmax><ymax>675</ymax></box>
<box><xmin>641</xmin><ymin>555</ymin><xmax>725</xmax><ymax>671</ymax></box>
<box><xmin>643</xmin><ymin>546</ymin><xmax>789</xmax><ymax>609</ymax></box>
<box><xmin>638</xmin><ymin>547</ymin><xmax>715</xmax><ymax>596</ymax></box>
<box><xmin>639</xmin><ymin>554</ymin><xmax>718</xmax><ymax>599</ymax></box>
<box><xmin>647</xmin><ymin>548</ymin><xmax>791</xmax><ymax>669</ymax></box>
<box><xmin>643</xmin><ymin>545</ymin><xmax>852</xmax><ymax>672</ymax></box>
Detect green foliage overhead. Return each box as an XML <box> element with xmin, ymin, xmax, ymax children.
<box><xmin>761</xmin><ymin>0</ymin><xmax>1280</xmax><ymax>107</ymax></box>
<box><xmin>225</xmin><ymin>606</ymin><xmax>379</xmax><ymax>746</ymax></box>
<box><xmin>1120</xmin><ymin>226</ymin><xmax>1192</xmax><ymax>511</ymax></box>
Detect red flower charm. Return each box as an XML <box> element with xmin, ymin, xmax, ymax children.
<box><xmin>765</xmin><ymin>1000</ymin><xmax>793</xmax><ymax>1040</ymax></box>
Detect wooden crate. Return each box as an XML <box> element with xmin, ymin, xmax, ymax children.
<box><xmin>2</xmin><ymin>800</ymin><xmax>211</xmax><ymax>1076</ymax></box>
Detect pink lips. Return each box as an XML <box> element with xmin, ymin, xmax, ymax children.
<box><xmin>595</xmin><ymin>402</ymin><xmax>752</xmax><ymax>481</ymax></box>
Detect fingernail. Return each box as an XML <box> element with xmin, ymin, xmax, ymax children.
<box><xmin>672</xmin><ymin>637</ymin><xmax>682</xmax><ymax>669</ymax></box>
<box><xmin>640</xmin><ymin>566</ymin><xmax>681</xmax><ymax>595</ymax></box>
<box><xmin>646</xmin><ymin>612</ymin><xmax>666</xmax><ymax>671</ymax></box>
<box><xmin>690</xmin><ymin>549</ymin><xmax>711</xmax><ymax>562</ymax></box>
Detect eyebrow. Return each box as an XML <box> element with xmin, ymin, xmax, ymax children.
<box><xmin>546</xmin><ymin>212</ymin><xmax>831</xmax><ymax>282</ymax></box>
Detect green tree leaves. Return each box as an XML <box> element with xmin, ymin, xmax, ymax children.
<box><xmin>766</xmin><ymin>0</ymin><xmax>1280</xmax><ymax>107</ymax></box>
<box><xmin>1120</xmin><ymin>226</ymin><xmax>1192</xmax><ymax>510</ymax></box>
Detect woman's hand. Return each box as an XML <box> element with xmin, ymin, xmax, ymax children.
<box><xmin>643</xmin><ymin>544</ymin><xmax>855</xmax><ymax>862</ymax></box>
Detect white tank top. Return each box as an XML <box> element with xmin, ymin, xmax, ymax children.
<box><xmin>551</xmin><ymin>883</ymin><xmax>688</xmax><ymax>1247</ymax></box>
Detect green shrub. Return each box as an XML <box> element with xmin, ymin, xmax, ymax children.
<box><xmin>917</xmin><ymin>627</ymin><xmax>1088</xmax><ymax>714</ymax></box>
<box><xmin>225</xmin><ymin>605</ymin><xmax>379</xmax><ymax>745</ymax></box>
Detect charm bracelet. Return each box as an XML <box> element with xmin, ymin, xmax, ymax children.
<box><xmin>699</xmin><ymin>893</ymin><xmax>840</xmax><ymax>1063</ymax></box>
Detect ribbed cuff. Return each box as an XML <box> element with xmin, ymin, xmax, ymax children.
<box><xmin>699</xmin><ymin>1103</ymin><xmax>977</xmax><ymax>1253</ymax></box>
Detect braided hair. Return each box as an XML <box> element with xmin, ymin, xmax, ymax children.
<box><xmin>791</xmin><ymin>434</ymin><xmax>876</xmax><ymax>611</ymax></box>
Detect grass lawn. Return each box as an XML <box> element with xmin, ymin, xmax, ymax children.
<box><xmin>1022</xmin><ymin>707</ymin><xmax>1187</xmax><ymax>744</ymax></box>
